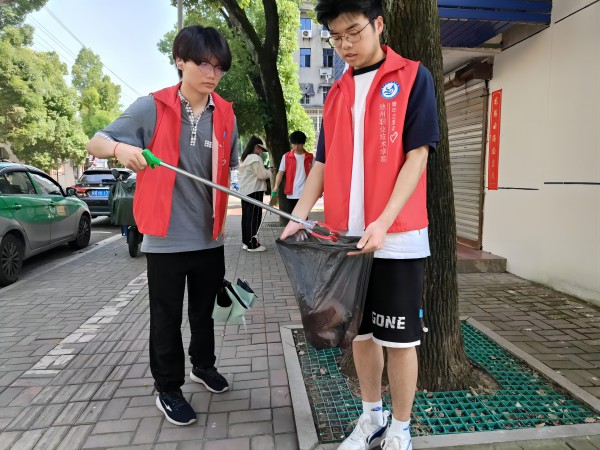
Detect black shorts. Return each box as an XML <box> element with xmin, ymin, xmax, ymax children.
<box><xmin>355</xmin><ymin>258</ymin><xmax>425</xmax><ymax>348</ymax></box>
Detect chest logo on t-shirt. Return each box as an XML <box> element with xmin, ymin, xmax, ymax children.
<box><xmin>381</xmin><ymin>81</ymin><xmax>400</xmax><ymax>100</ymax></box>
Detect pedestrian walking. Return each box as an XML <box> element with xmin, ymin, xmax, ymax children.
<box><xmin>238</xmin><ymin>136</ymin><xmax>270</xmax><ymax>252</ymax></box>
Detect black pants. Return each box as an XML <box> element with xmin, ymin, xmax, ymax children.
<box><xmin>146</xmin><ymin>246</ymin><xmax>225</xmax><ymax>392</ymax></box>
<box><xmin>241</xmin><ymin>191</ymin><xmax>264</xmax><ymax>249</ymax></box>
<box><xmin>287</xmin><ymin>198</ymin><xmax>299</xmax><ymax>212</ymax></box>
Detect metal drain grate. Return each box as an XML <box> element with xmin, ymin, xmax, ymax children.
<box><xmin>294</xmin><ymin>322</ymin><xmax>597</xmax><ymax>443</ymax></box>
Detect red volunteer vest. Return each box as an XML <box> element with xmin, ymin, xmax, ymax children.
<box><xmin>322</xmin><ymin>46</ymin><xmax>428</xmax><ymax>233</ymax></box>
<box><xmin>284</xmin><ymin>150</ymin><xmax>313</xmax><ymax>195</ymax></box>
<box><xmin>133</xmin><ymin>84</ymin><xmax>235</xmax><ymax>240</ymax></box>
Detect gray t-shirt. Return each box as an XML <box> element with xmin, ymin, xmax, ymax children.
<box><xmin>98</xmin><ymin>95</ymin><xmax>239</xmax><ymax>253</ymax></box>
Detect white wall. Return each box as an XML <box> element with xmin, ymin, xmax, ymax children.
<box><xmin>294</xmin><ymin>10</ymin><xmax>333</xmax><ymax>106</ymax></box>
<box><xmin>483</xmin><ymin>0</ymin><xmax>600</xmax><ymax>302</ymax></box>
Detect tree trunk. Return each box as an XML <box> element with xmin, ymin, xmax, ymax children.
<box><xmin>382</xmin><ymin>0</ymin><xmax>486</xmax><ymax>391</ymax></box>
<box><xmin>216</xmin><ymin>0</ymin><xmax>292</xmax><ymax>221</ymax></box>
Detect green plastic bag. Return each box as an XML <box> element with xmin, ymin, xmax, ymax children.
<box><xmin>109</xmin><ymin>178</ymin><xmax>136</xmax><ymax>226</ymax></box>
<box><xmin>213</xmin><ymin>279</ymin><xmax>257</xmax><ymax>325</ymax></box>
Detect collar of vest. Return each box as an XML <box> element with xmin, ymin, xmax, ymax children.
<box><xmin>152</xmin><ymin>83</ymin><xmax>233</xmax><ymax>116</ymax></box>
<box><xmin>343</xmin><ymin>46</ymin><xmax>407</xmax><ymax>81</ymax></box>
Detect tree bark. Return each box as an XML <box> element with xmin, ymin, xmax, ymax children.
<box><xmin>382</xmin><ymin>0</ymin><xmax>485</xmax><ymax>391</ymax></box>
<box><xmin>215</xmin><ymin>0</ymin><xmax>292</xmax><ymax>218</ymax></box>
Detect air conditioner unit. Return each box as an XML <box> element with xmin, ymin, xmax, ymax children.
<box><xmin>320</xmin><ymin>68</ymin><xmax>333</xmax><ymax>78</ymax></box>
<box><xmin>321</xmin><ymin>30</ymin><xmax>330</xmax><ymax>39</ymax></box>
<box><xmin>301</xmin><ymin>30</ymin><xmax>312</xmax><ymax>39</ymax></box>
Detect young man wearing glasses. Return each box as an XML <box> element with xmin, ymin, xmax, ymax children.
<box><xmin>281</xmin><ymin>1</ymin><xmax>439</xmax><ymax>449</ymax></box>
<box><xmin>87</xmin><ymin>26</ymin><xmax>238</xmax><ymax>426</ymax></box>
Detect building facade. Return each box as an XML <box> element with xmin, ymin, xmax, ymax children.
<box><xmin>441</xmin><ymin>0</ymin><xmax>599</xmax><ymax>302</ymax></box>
<box><xmin>294</xmin><ymin>4</ymin><xmax>337</xmax><ymax>144</ymax></box>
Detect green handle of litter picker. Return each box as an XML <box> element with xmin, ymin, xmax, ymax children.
<box><xmin>141</xmin><ymin>149</ymin><xmax>162</xmax><ymax>169</ymax></box>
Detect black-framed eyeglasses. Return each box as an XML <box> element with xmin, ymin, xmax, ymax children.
<box><xmin>192</xmin><ymin>59</ymin><xmax>226</xmax><ymax>78</ymax></box>
<box><xmin>328</xmin><ymin>18</ymin><xmax>376</xmax><ymax>48</ymax></box>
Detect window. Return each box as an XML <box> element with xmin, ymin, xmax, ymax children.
<box><xmin>322</xmin><ymin>48</ymin><xmax>334</xmax><ymax>68</ymax></box>
<box><xmin>0</xmin><ymin>175</ymin><xmax>12</xmax><ymax>194</ymax></box>
<box><xmin>322</xmin><ymin>86</ymin><xmax>331</xmax><ymax>104</ymax></box>
<box><xmin>4</xmin><ymin>171</ymin><xmax>36</xmax><ymax>195</ymax></box>
<box><xmin>29</xmin><ymin>172</ymin><xmax>63</xmax><ymax>196</ymax></box>
<box><xmin>300</xmin><ymin>18</ymin><xmax>312</xmax><ymax>31</ymax></box>
<box><xmin>300</xmin><ymin>48</ymin><xmax>311</xmax><ymax>68</ymax></box>
<box><xmin>300</xmin><ymin>94</ymin><xmax>310</xmax><ymax>105</ymax></box>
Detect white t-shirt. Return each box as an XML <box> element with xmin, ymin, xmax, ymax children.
<box><xmin>347</xmin><ymin>69</ymin><xmax>430</xmax><ymax>259</ymax></box>
<box><xmin>279</xmin><ymin>153</ymin><xmax>309</xmax><ymax>199</ymax></box>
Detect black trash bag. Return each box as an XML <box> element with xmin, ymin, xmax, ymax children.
<box><xmin>276</xmin><ymin>232</ymin><xmax>374</xmax><ymax>349</ymax></box>
<box><xmin>109</xmin><ymin>178</ymin><xmax>136</xmax><ymax>226</ymax></box>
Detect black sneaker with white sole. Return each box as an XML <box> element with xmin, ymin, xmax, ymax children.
<box><xmin>156</xmin><ymin>390</ymin><xmax>196</xmax><ymax>426</ymax></box>
<box><xmin>190</xmin><ymin>366</ymin><xmax>229</xmax><ymax>393</ymax></box>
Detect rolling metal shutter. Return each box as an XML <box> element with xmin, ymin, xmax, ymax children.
<box><xmin>445</xmin><ymin>79</ymin><xmax>488</xmax><ymax>248</ymax></box>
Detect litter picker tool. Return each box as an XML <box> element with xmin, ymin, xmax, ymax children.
<box><xmin>141</xmin><ymin>149</ymin><xmax>340</xmax><ymax>242</ymax></box>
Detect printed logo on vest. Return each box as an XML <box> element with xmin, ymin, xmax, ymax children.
<box><xmin>381</xmin><ymin>81</ymin><xmax>400</xmax><ymax>100</ymax></box>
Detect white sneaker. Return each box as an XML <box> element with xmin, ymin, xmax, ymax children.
<box><xmin>247</xmin><ymin>245</ymin><xmax>266</xmax><ymax>252</ymax></box>
<box><xmin>381</xmin><ymin>432</ymin><xmax>412</xmax><ymax>450</ymax></box>
<box><xmin>242</xmin><ymin>244</ymin><xmax>248</xmax><ymax>250</ymax></box>
<box><xmin>338</xmin><ymin>411</ymin><xmax>389</xmax><ymax>450</ymax></box>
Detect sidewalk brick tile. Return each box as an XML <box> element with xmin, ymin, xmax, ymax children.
<box><xmin>157</xmin><ymin>423</ymin><xmax>205</xmax><ymax>442</ymax></box>
<box><xmin>131</xmin><ymin>416</ymin><xmax>162</xmax><ymax>445</ymax></box>
<box><xmin>0</xmin><ymin>431</ymin><xmax>20</xmax><ymax>450</ymax></box>
<box><xmin>230</xmin><ymin>408</ymin><xmax>272</xmax><ymax>424</ymax></box>
<box><xmin>32</xmin><ymin>404</ymin><xmax>63</xmax><ymax>428</ymax></box>
<box><xmin>274</xmin><ymin>433</ymin><xmax>300</xmax><ymax>450</ymax></box>
<box><xmin>250</xmin><ymin>388</ymin><xmax>271</xmax><ymax>409</ymax></box>
<box><xmin>251</xmin><ymin>434</ymin><xmax>275</xmax><ymax>450</ymax></box>
<box><xmin>99</xmin><ymin>397</ymin><xmax>129</xmax><ymax>421</ymax></box>
<box><xmin>205</xmin><ymin>412</ymin><xmax>228</xmax><ymax>440</ymax></box>
<box><xmin>82</xmin><ymin>432</ymin><xmax>133</xmax><ymax>449</ymax></box>
<box><xmin>7</xmin><ymin>405</ymin><xmax>43</xmax><ymax>430</ymax></box>
<box><xmin>191</xmin><ymin>392</ymin><xmax>212</xmax><ymax>413</ymax></box>
<box><xmin>56</xmin><ymin>424</ymin><xmax>93</xmax><ymax>450</ymax></box>
<box><xmin>271</xmin><ymin>387</ymin><xmax>292</xmax><ymax>408</ymax></box>
<box><xmin>93</xmin><ymin>418</ymin><xmax>140</xmax><ymax>434</ymax></box>
<box><xmin>232</xmin><ymin>379</ymin><xmax>269</xmax><ymax>390</ymax></box>
<box><xmin>269</xmin><ymin>368</ymin><xmax>289</xmax><ymax>386</ymax></box>
<box><xmin>211</xmin><ymin>389</ymin><xmax>249</xmax><ymax>402</ymax></box>
<box><xmin>121</xmin><ymin>405</ymin><xmax>163</xmax><ymax>420</ymax></box>
<box><xmin>209</xmin><ymin>399</ymin><xmax>250</xmax><ymax>413</ymax></box>
<box><xmin>228</xmin><ymin>421</ymin><xmax>272</xmax><ymax>438</ymax></box>
<box><xmin>32</xmin><ymin>425</ymin><xmax>69</xmax><ymax>450</ymax></box>
<box><xmin>0</xmin><ymin>387</ymin><xmax>23</xmax><ymax>407</ymax></box>
<box><xmin>204</xmin><ymin>437</ymin><xmax>249</xmax><ymax>450</ymax></box>
<box><xmin>273</xmin><ymin>406</ymin><xmax>295</xmax><ymax>433</ymax></box>
<box><xmin>53</xmin><ymin>401</ymin><xmax>88</xmax><ymax>426</ymax></box>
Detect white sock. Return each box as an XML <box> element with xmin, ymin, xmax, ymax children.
<box><xmin>363</xmin><ymin>400</ymin><xmax>384</xmax><ymax>426</ymax></box>
<box><xmin>388</xmin><ymin>416</ymin><xmax>410</xmax><ymax>436</ymax></box>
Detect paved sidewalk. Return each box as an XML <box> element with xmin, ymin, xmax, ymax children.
<box><xmin>0</xmin><ymin>197</ymin><xmax>599</xmax><ymax>449</ymax></box>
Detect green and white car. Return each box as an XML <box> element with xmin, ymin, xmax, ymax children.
<box><xmin>0</xmin><ymin>161</ymin><xmax>92</xmax><ymax>286</ymax></box>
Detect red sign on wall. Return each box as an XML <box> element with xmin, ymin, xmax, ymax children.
<box><xmin>487</xmin><ymin>90</ymin><xmax>502</xmax><ymax>190</ymax></box>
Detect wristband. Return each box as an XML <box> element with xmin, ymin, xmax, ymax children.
<box><xmin>112</xmin><ymin>142</ymin><xmax>121</xmax><ymax>159</ymax></box>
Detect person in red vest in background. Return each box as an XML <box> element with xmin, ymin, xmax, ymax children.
<box><xmin>271</xmin><ymin>130</ymin><xmax>314</xmax><ymax>212</ymax></box>
<box><xmin>86</xmin><ymin>25</ymin><xmax>237</xmax><ymax>427</ymax></box>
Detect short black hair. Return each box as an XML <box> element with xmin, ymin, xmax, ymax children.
<box><xmin>289</xmin><ymin>131</ymin><xmax>307</xmax><ymax>145</ymax></box>
<box><xmin>172</xmin><ymin>25</ymin><xmax>232</xmax><ymax>79</ymax></box>
<box><xmin>316</xmin><ymin>0</ymin><xmax>384</xmax><ymax>30</ymax></box>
